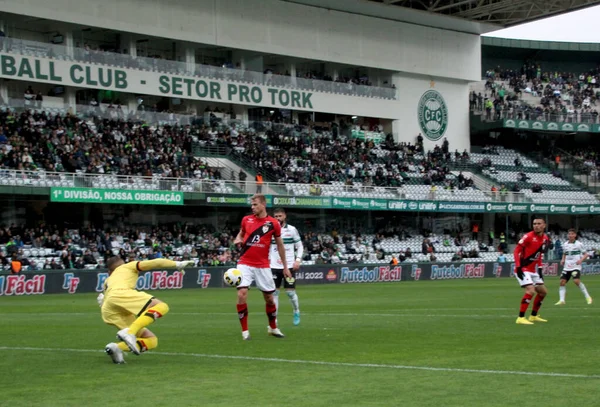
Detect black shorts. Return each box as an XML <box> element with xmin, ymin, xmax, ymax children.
<box><xmin>560</xmin><ymin>269</ymin><xmax>582</xmax><ymax>282</ymax></box>
<box><xmin>272</xmin><ymin>268</ymin><xmax>296</xmax><ymax>289</ymax></box>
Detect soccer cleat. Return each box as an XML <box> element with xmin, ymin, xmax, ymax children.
<box><xmin>105</xmin><ymin>343</ymin><xmax>125</xmax><ymax>364</ymax></box>
<box><xmin>242</xmin><ymin>330</ymin><xmax>251</xmax><ymax>341</ymax></box>
<box><xmin>293</xmin><ymin>311</ymin><xmax>300</xmax><ymax>326</ymax></box>
<box><xmin>516</xmin><ymin>317</ymin><xmax>534</xmax><ymax>325</ymax></box>
<box><xmin>117</xmin><ymin>328</ymin><xmax>140</xmax><ymax>355</ymax></box>
<box><xmin>555</xmin><ymin>300</ymin><xmax>565</xmax><ymax>305</ymax></box>
<box><xmin>528</xmin><ymin>315</ymin><xmax>547</xmax><ymax>323</ymax></box>
<box><xmin>268</xmin><ymin>327</ymin><xmax>285</xmax><ymax>338</ymax></box>
<box><xmin>587</xmin><ymin>297</ymin><xmax>593</xmax><ymax>305</ymax></box>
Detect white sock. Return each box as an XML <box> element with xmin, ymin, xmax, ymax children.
<box><xmin>273</xmin><ymin>290</ymin><xmax>280</xmax><ymax>314</ymax></box>
<box><xmin>286</xmin><ymin>290</ymin><xmax>300</xmax><ymax>313</ymax></box>
<box><xmin>579</xmin><ymin>283</ymin><xmax>591</xmax><ymax>299</ymax></box>
<box><xmin>559</xmin><ymin>286</ymin><xmax>566</xmax><ymax>302</ymax></box>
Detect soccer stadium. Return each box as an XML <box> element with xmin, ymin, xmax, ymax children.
<box><xmin>1</xmin><ymin>0</ymin><xmax>600</xmax><ymax>405</ymax></box>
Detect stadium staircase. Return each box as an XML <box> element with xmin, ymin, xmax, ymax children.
<box><xmin>193</xmin><ymin>144</ymin><xmax>287</xmax><ymax>195</ymax></box>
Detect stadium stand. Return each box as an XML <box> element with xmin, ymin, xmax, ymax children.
<box><xmin>5</xmin><ymin>220</ymin><xmax>600</xmax><ymax>271</ymax></box>
<box><xmin>471</xmin><ymin>65</ymin><xmax>600</xmax><ymax>123</ymax></box>
<box><xmin>0</xmin><ymin>37</ymin><xmax>396</xmax><ymax>100</ymax></box>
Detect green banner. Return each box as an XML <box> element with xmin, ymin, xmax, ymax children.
<box><xmin>205</xmin><ymin>194</ymin><xmax>273</xmax><ymax>206</ymax></box>
<box><xmin>272</xmin><ymin>196</ymin><xmax>331</xmax><ymax>208</ymax></box>
<box><xmin>503</xmin><ymin>119</ymin><xmax>599</xmax><ymax>133</ymax></box>
<box><xmin>50</xmin><ymin>187</ymin><xmax>183</xmax><ymax>205</ymax></box>
<box><xmin>48</xmin><ymin>187</ymin><xmax>600</xmax><ymax>214</ymax></box>
<box><xmin>0</xmin><ymin>53</ymin><xmax>314</xmax><ymax>110</ymax></box>
<box><xmin>484</xmin><ymin>203</ymin><xmax>530</xmax><ymax>213</ymax></box>
<box><xmin>351</xmin><ymin>130</ymin><xmax>385</xmax><ymax>144</ymax></box>
<box><xmin>332</xmin><ymin>197</ymin><xmax>388</xmax><ymax>210</ymax></box>
<box><xmin>387</xmin><ymin>200</ymin><xmax>438</xmax><ymax>212</ymax></box>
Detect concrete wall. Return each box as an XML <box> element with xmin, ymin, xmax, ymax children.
<box><xmin>391</xmin><ymin>74</ymin><xmax>470</xmax><ymax>151</ymax></box>
<box><xmin>0</xmin><ymin>0</ymin><xmax>481</xmax><ymax>82</ymax></box>
<box><xmin>0</xmin><ymin>52</ymin><xmax>401</xmax><ymax>118</ymax></box>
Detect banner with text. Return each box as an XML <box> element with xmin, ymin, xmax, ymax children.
<box><xmin>272</xmin><ymin>196</ymin><xmax>331</xmax><ymax>208</ymax></box>
<box><xmin>4</xmin><ymin>261</ymin><xmax>600</xmax><ymax>295</ymax></box>
<box><xmin>204</xmin><ymin>194</ymin><xmax>273</xmax><ymax>206</ymax></box>
<box><xmin>50</xmin><ymin>187</ymin><xmax>183</xmax><ymax>205</ymax></box>
<box><xmin>0</xmin><ymin>53</ymin><xmax>397</xmax><ymax>118</ymax></box>
<box><xmin>47</xmin><ymin>187</ymin><xmax>600</xmax><ymax>214</ymax></box>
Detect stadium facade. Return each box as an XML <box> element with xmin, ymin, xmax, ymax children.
<box><xmin>0</xmin><ymin>0</ymin><xmax>480</xmax><ymax>151</ymax></box>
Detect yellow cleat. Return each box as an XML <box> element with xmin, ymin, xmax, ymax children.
<box><xmin>555</xmin><ymin>300</ymin><xmax>565</xmax><ymax>305</ymax></box>
<box><xmin>528</xmin><ymin>315</ymin><xmax>547</xmax><ymax>323</ymax></box>
<box><xmin>516</xmin><ymin>317</ymin><xmax>534</xmax><ymax>325</ymax></box>
<box><xmin>587</xmin><ymin>297</ymin><xmax>593</xmax><ymax>305</ymax></box>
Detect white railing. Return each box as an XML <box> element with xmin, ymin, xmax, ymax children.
<box><xmin>474</xmin><ymin>106</ymin><xmax>600</xmax><ymax>124</ymax></box>
<box><xmin>1</xmin><ymin>100</ymin><xmax>319</xmax><ymax>134</ymax></box>
<box><xmin>0</xmin><ymin>168</ymin><xmax>532</xmax><ymax>203</ymax></box>
<box><xmin>0</xmin><ymin>37</ymin><xmax>397</xmax><ymax>100</ymax></box>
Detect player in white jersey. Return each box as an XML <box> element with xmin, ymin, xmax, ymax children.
<box><xmin>270</xmin><ymin>208</ymin><xmax>303</xmax><ymax>325</ymax></box>
<box><xmin>556</xmin><ymin>229</ymin><xmax>592</xmax><ymax>305</ymax></box>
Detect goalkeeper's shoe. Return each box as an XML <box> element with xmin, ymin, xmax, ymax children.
<box><xmin>105</xmin><ymin>343</ymin><xmax>125</xmax><ymax>364</ymax></box>
<box><xmin>242</xmin><ymin>330</ymin><xmax>251</xmax><ymax>341</ymax></box>
<box><xmin>516</xmin><ymin>317</ymin><xmax>534</xmax><ymax>325</ymax></box>
<box><xmin>528</xmin><ymin>315</ymin><xmax>547</xmax><ymax>323</ymax></box>
<box><xmin>587</xmin><ymin>297</ymin><xmax>593</xmax><ymax>305</ymax></box>
<box><xmin>117</xmin><ymin>328</ymin><xmax>140</xmax><ymax>355</ymax></box>
<box><xmin>268</xmin><ymin>327</ymin><xmax>285</xmax><ymax>338</ymax></box>
<box><xmin>555</xmin><ymin>300</ymin><xmax>565</xmax><ymax>305</ymax></box>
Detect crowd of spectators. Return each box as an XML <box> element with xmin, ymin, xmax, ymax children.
<box><xmin>0</xmin><ymin>104</ymin><xmax>484</xmax><ymax>198</ymax></box>
<box><xmin>475</xmin><ymin>64</ymin><xmax>600</xmax><ymax>123</ymax></box>
<box><xmin>212</xmin><ymin>124</ymin><xmax>473</xmax><ymax>189</ymax></box>
<box><xmin>0</xmin><ymin>223</ymin><xmax>241</xmax><ymax>272</ymax></box>
<box><xmin>0</xmin><ymin>107</ymin><xmax>223</xmax><ymax>180</ymax></box>
<box><xmin>5</xmin><ymin>217</ymin><xmax>600</xmax><ymax>272</ymax></box>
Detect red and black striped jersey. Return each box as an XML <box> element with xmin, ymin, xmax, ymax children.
<box><xmin>238</xmin><ymin>215</ymin><xmax>281</xmax><ymax>268</ymax></box>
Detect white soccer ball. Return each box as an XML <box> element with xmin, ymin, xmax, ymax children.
<box><xmin>223</xmin><ymin>268</ymin><xmax>242</xmax><ymax>287</ymax></box>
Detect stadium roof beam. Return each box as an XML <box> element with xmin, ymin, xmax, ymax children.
<box><xmin>366</xmin><ymin>0</ymin><xmax>600</xmax><ymax>27</ymax></box>
<box><xmin>286</xmin><ymin>0</ymin><xmax>600</xmax><ymax>34</ymax></box>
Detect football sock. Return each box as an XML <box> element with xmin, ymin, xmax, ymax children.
<box><xmin>559</xmin><ymin>286</ymin><xmax>566</xmax><ymax>302</ymax></box>
<box><xmin>579</xmin><ymin>282</ymin><xmax>591</xmax><ymax>299</ymax></box>
<box><xmin>266</xmin><ymin>303</ymin><xmax>278</xmax><ymax>329</ymax></box>
<box><xmin>286</xmin><ymin>290</ymin><xmax>300</xmax><ymax>313</ymax></box>
<box><xmin>116</xmin><ymin>336</ymin><xmax>158</xmax><ymax>353</ymax></box>
<box><xmin>273</xmin><ymin>290</ymin><xmax>280</xmax><ymax>313</ymax></box>
<box><xmin>128</xmin><ymin>302</ymin><xmax>170</xmax><ymax>336</ymax></box>
<box><xmin>531</xmin><ymin>294</ymin><xmax>544</xmax><ymax>316</ymax></box>
<box><xmin>519</xmin><ymin>293</ymin><xmax>533</xmax><ymax>317</ymax></box>
<box><xmin>117</xmin><ymin>342</ymin><xmax>129</xmax><ymax>352</ymax></box>
<box><xmin>237</xmin><ymin>304</ymin><xmax>249</xmax><ymax>331</ymax></box>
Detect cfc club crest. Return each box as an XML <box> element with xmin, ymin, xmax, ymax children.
<box><xmin>418</xmin><ymin>89</ymin><xmax>448</xmax><ymax>141</ymax></box>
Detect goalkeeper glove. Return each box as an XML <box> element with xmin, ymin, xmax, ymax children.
<box><xmin>96</xmin><ymin>293</ymin><xmax>104</xmax><ymax>307</ymax></box>
<box><xmin>515</xmin><ymin>267</ymin><xmax>524</xmax><ymax>280</ymax></box>
<box><xmin>175</xmin><ymin>260</ymin><xmax>195</xmax><ymax>275</ymax></box>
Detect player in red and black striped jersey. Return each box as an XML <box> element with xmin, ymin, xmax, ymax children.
<box><xmin>233</xmin><ymin>194</ymin><xmax>291</xmax><ymax>340</ymax></box>
<box><xmin>513</xmin><ymin>217</ymin><xmax>550</xmax><ymax>325</ymax></box>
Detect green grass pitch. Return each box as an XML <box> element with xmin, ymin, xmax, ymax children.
<box><xmin>1</xmin><ymin>277</ymin><xmax>599</xmax><ymax>407</ymax></box>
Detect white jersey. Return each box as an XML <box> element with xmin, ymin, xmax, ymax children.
<box><xmin>563</xmin><ymin>240</ymin><xmax>585</xmax><ymax>271</ymax></box>
<box><xmin>270</xmin><ymin>223</ymin><xmax>303</xmax><ymax>269</ymax></box>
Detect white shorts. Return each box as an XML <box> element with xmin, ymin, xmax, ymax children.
<box><xmin>237</xmin><ymin>264</ymin><xmax>276</xmax><ymax>293</ymax></box>
<box><xmin>515</xmin><ymin>271</ymin><xmax>544</xmax><ymax>287</ymax></box>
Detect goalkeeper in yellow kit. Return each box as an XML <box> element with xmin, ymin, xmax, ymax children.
<box><xmin>98</xmin><ymin>256</ymin><xmax>194</xmax><ymax>364</ymax></box>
